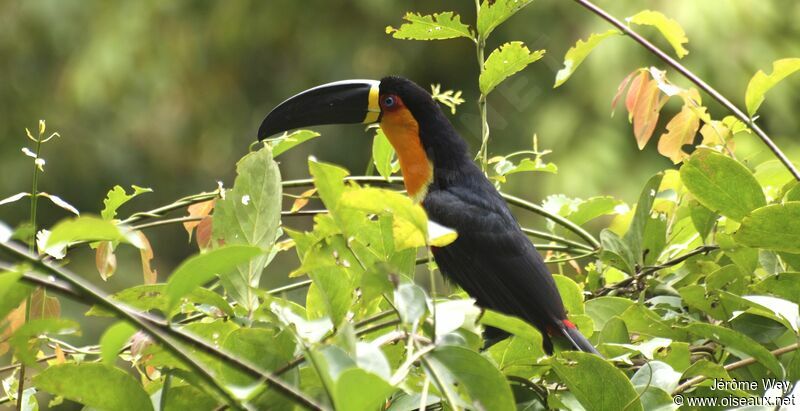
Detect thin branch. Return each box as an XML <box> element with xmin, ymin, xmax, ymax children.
<box><xmin>672</xmin><ymin>342</ymin><xmax>799</xmax><ymax>394</ymax></box>
<box><xmin>521</xmin><ymin>227</ymin><xmax>595</xmax><ymax>252</ymax></box>
<box><xmin>1</xmin><ymin>242</ymin><xmax>327</xmax><ymax>411</ymax></box>
<box><xmin>593</xmin><ymin>245</ymin><xmax>718</xmax><ymax>297</ymax></box>
<box><xmin>501</xmin><ymin>193</ymin><xmax>600</xmax><ymax>249</ymax></box>
<box><xmin>572</xmin><ymin>0</ymin><xmax>800</xmax><ymax>181</ymax></box>
<box><xmin>267</xmin><ymin>279</ymin><xmax>313</xmax><ymax>295</ymax></box>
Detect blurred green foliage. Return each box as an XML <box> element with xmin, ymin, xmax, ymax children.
<box><xmin>2</xmin><ymin>0</ymin><xmax>799</xmax><ymax>270</ymax></box>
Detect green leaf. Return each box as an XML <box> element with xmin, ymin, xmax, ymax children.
<box><xmin>689</xmin><ymin>200</ymin><xmax>716</xmax><ymax>240</ymax></box>
<box><xmin>628</xmin><ymin>10</ymin><xmax>689</xmax><ymax>58</ymax></box>
<box><xmin>0</xmin><ymin>269</ymin><xmax>33</xmax><ymax>320</ymax></box>
<box><xmin>745</xmin><ymin>58</ymin><xmax>800</xmax><ymax>116</ymax></box>
<box><xmin>340</xmin><ymin>187</ymin><xmax>431</xmax><ymax>249</ymax></box>
<box><xmin>567</xmin><ymin>196</ymin><xmax>625</xmax><ymax>226</ymax></box>
<box><xmin>309</xmin><ymin>158</ymin><xmax>349</xmax><ymax>210</ymax></box>
<box><xmin>477</xmin><ymin>0</ymin><xmax>534</xmax><ymax>39</ymax></box>
<box><xmin>753</xmin><ymin>272</ymin><xmax>800</xmax><ymax>304</ymax></box>
<box><xmin>734</xmin><ymin>202</ymin><xmax>800</xmax><ymax>253</ymax></box>
<box><xmin>162</xmin><ymin>386</ymin><xmax>218</xmax><ymax>411</ymax></box>
<box><xmin>600</xmin><ymin>229</ymin><xmax>636</xmax><ymax>275</ymax></box>
<box><xmin>333</xmin><ymin>368</ymin><xmax>395</xmax><ymax>411</ymax></box>
<box><xmin>426</xmin><ymin>345</ymin><xmax>516</xmax><ymax>411</ymax></box>
<box><xmin>220</xmin><ymin>328</ymin><xmax>297</xmax><ymax>387</ymax></box>
<box><xmin>480</xmin><ymin>42</ymin><xmax>545</xmax><ymax>95</ymax></box>
<box><xmin>551</xmin><ymin>351</ymin><xmax>644</xmax><ymax>411</ymax></box>
<box><xmin>680</xmin><ymin>149</ymin><xmax>765</xmax><ymax>221</ymax></box>
<box><xmin>212</xmin><ymin>145</ymin><xmax>282</xmax><ymax>310</ymax></box>
<box><xmin>684</xmin><ymin>323</ymin><xmax>783</xmax><ymax>376</ymax></box>
<box><xmin>620</xmin><ymin>304</ymin><xmax>689</xmax><ymax>340</ymax></box>
<box><xmin>165</xmin><ymin>245</ymin><xmax>263</xmax><ymax>313</ymax></box>
<box><xmin>11</xmin><ymin>319</ymin><xmax>80</xmax><ymax>365</ymax></box>
<box><xmin>46</xmin><ymin>216</ymin><xmax>137</xmax><ymax>249</ymax></box>
<box><xmin>33</xmin><ymin>363</ymin><xmax>154</xmax><ymax>411</ymax></box>
<box><xmin>554</xmin><ymin>29</ymin><xmax>620</xmax><ymax>87</ymax></box>
<box><xmin>372</xmin><ymin>129</ymin><xmax>396</xmax><ymax>180</ymax></box>
<box><xmin>585</xmin><ymin>297</ymin><xmax>634</xmax><ymax>331</ymax></box>
<box><xmin>630</xmin><ymin>360</ymin><xmax>681</xmax><ymax>393</ymax></box>
<box><xmin>624</xmin><ymin>172</ymin><xmax>663</xmax><ymax>265</ymax></box>
<box><xmin>100</xmin><ymin>321</ymin><xmax>137</xmax><ymax>365</ymax></box>
<box><xmin>394</xmin><ymin>283</ymin><xmax>427</xmax><ymax>324</ymax></box>
<box><xmin>553</xmin><ymin>274</ymin><xmax>584</xmax><ymax>316</ymax></box>
<box><xmin>95</xmin><ymin>284</ymin><xmax>234</xmax><ymax>318</ymax></box>
<box><xmin>386</xmin><ymin>12</ymin><xmax>473</xmax><ymax>41</ymax></box>
<box><xmin>100</xmin><ymin>185</ymin><xmax>152</xmax><ymax>220</ymax></box>
<box><xmin>268</xmin><ymin>130</ymin><xmax>320</xmax><ymax>157</ymax></box>
<box><xmin>480</xmin><ymin>309</ymin><xmax>544</xmax><ymax>351</ymax></box>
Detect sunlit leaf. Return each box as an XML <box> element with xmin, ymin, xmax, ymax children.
<box><xmin>212</xmin><ymin>145</ymin><xmax>282</xmax><ymax>310</ymax></box>
<box><xmin>100</xmin><ymin>321</ymin><xmax>137</xmax><ymax>365</ymax></box>
<box><xmin>100</xmin><ymin>185</ymin><xmax>152</xmax><ymax>220</ymax></box>
<box><xmin>745</xmin><ymin>58</ymin><xmax>800</xmax><ymax>116</ymax></box>
<box><xmin>657</xmin><ymin>104</ymin><xmax>700</xmax><ymax>164</ymax></box>
<box><xmin>10</xmin><ymin>318</ymin><xmax>80</xmax><ymax>364</ymax></box>
<box><xmin>165</xmin><ymin>245</ymin><xmax>263</xmax><ymax>313</ymax></box>
<box><xmin>46</xmin><ymin>216</ymin><xmax>140</xmax><ymax>249</ymax></box>
<box><xmin>334</xmin><ymin>368</ymin><xmax>395</xmax><ymax>411</ymax></box>
<box><xmin>0</xmin><ymin>269</ymin><xmax>33</xmax><ymax>320</ymax></box>
<box><xmin>628</xmin><ymin>10</ymin><xmax>689</xmax><ymax>58</ymax></box>
<box><xmin>680</xmin><ymin>149</ymin><xmax>765</xmax><ymax>221</ymax></box>
<box><xmin>555</xmin><ymin>29</ymin><xmax>620</xmax><ymax>87</ymax></box>
<box><xmin>372</xmin><ymin>129</ymin><xmax>396</xmax><ymax>180</ymax></box>
<box><xmin>290</xmin><ymin>188</ymin><xmax>316</xmax><ymax>213</ymax></box>
<box><xmin>0</xmin><ymin>192</ymin><xmax>31</xmax><ymax>207</ymax></box>
<box><xmin>627</xmin><ymin>74</ymin><xmax>667</xmax><ymax>149</ymax></box>
<box><xmin>477</xmin><ymin>0</ymin><xmax>535</xmax><ymax>38</ymax></box>
<box><xmin>734</xmin><ymin>202</ymin><xmax>800</xmax><ymax>253</ymax></box>
<box><xmin>386</xmin><ymin>11</ymin><xmax>473</xmax><ymax>41</ymax></box>
<box><xmin>551</xmin><ymin>351</ymin><xmax>644</xmax><ymax>411</ymax></box>
<box><xmin>33</xmin><ymin>363</ymin><xmax>154</xmax><ymax>411</ymax></box>
<box><xmin>136</xmin><ymin>231</ymin><xmax>157</xmax><ymax>284</ymax></box>
<box><xmin>29</xmin><ymin>288</ymin><xmax>60</xmax><ymax>319</ymax></box>
<box><xmin>269</xmin><ymin>130</ymin><xmax>321</xmax><ymax>157</ymax></box>
<box><xmin>480</xmin><ymin>41</ymin><xmax>545</xmax><ymax>95</ymax></box>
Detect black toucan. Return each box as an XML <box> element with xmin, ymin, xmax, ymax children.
<box><xmin>258</xmin><ymin>76</ymin><xmax>599</xmax><ymax>355</ymax></box>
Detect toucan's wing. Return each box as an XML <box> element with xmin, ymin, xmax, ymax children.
<box><xmin>422</xmin><ymin>185</ymin><xmax>567</xmax><ymax>351</ymax></box>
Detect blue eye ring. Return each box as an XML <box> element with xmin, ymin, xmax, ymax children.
<box><xmin>383</xmin><ymin>96</ymin><xmax>396</xmax><ymax>107</ymax></box>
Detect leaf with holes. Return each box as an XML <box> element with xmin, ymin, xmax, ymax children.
<box><xmin>386</xmin><ymin>12</ymin><xmax>473</xmax><ymax>41</ymax></box>
<box><xmin>657</xmin><ymin>104</ymin><xmax>700</xmax><ymax>164</ymax></box>
<box><xmin>480</xmin><ymin>42</ymin><xmax>545</xmax><ymax>95</ymax></box>
<box><xmin>101</xmin><ymin>185</ymin><xmax>152</xmax><ymax>220</ymax></box>
<box><xmin>477</xmin><ymin>0</ymin><xmax>535</xmax><ymax>39</ymax></box>
<box><xmin>269</xmin><ymin>130</ymin><xmax>321</xmax><ymax>157</ymax></box>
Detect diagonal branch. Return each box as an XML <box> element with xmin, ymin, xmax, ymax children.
<box><xmin>0</xmin><ymin>242</ymin><xmax>327</xmax><ymax>411</ymax></box>
<box><xmin>572</xmin><ymin>0</ymin><xmax>800</xmax><ymax>181</ymax></box>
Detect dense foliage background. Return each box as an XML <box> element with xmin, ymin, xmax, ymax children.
<box><xmin>1</xmin><ymin>1</ymin><xmax>800</xmax><ymax>410</ymax></box>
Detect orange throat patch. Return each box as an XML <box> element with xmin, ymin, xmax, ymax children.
<box><xmin>379</xmin><ymin>107</ymin><xmax>433</xmax><ymax>203</ymax></box>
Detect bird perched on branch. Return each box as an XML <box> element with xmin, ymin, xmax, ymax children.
<box><xmin>258</xmin><ymin>76</ymin><xmax>599</xmax><ymax>355</ymax></box>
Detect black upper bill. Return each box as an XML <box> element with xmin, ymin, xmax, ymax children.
<box><xmin>258</xmin><ymin>79</ymin><xmax>380</xmax><ymax>140</ymax></box>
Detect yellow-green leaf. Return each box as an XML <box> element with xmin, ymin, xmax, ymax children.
<box><xmin>33</xmin><ymin>363</ymin><xmax>154</xmax><ymax>411</ymax></box>
<box><xmin>477</xmin><ymin>0</ymin><xmax>535</xmax><ymax>39</ymax></box>
<box><xmin>628</xmin><ymin>10</ymin><xmax>689</xmax><ymax>58</ymax></box>
<box><xmin>745</xmin><ymin>58</ymin><xmax>800</xmax><ymax>116</ymax></box>
<box><xmin>372</xmin><ymin>129</ymin><xmax>396</xmax><ymax>180</ymax></box>
<box><xmin>386</xmin><ymin>12</ymin><xmax>473</xmax><ymax>41</ymax></box>
<box><xmin>734</xmin><ymin>202</ymin><xmax>800</xmax><ymax>253</ymax></box>
<box><xmin>555</xmin><ymin>29</ymin><xmax>621</xmax><ymax>87</ymax></box>
<box><xmin>268</xmin><ymin>130</ymin><xmax>320</xmax><ymax>157</ymax></box>
<box><xmin>480</xmin><ymin>41</ymin><xmax>545</xmax><ymax>95</ymax></box>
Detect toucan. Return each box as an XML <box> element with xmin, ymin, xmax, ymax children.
<box><xmin>258</xmin><ymin>76</ymin><xmax>599</xmax><ymax>355</ymax></box>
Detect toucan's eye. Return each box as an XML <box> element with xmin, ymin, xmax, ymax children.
<box><xmin>383</xmin><ymin>96</ymin><xmax>396</xmax><ymax>107</ymax></box>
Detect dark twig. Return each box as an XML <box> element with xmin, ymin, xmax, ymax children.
<box><xmin>593</xmin><ymin>245</ymin><xmax>718</xmax><ymax>297</ymax></box>
<box><xmin>572</xmin><ymin>0</ymin><xmax>800</xmax><ymax>181</ymax></box>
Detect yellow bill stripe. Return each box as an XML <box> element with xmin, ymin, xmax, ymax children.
<box><xmin>363</xmin><ymin>82</ymin><xmax>381</xmax><ymax>124</ymax></box>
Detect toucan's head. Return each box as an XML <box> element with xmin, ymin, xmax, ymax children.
<box><xmin>259</xmin><ymin>76</ymin><xmax>467</xmax><ymax>200</ymax></box>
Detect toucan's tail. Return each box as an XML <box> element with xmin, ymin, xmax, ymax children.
<box><xmin>560</xmin><ymin>319</ymin><xmax>602</xmax><ymax>357</ymax></box>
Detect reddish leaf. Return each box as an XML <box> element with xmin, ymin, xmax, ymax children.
<box><xmin>625</xmin><ymin>70</ymin><xmax>648</xmax><ymax>118</ymax></box>
<box><xmin>0</xmin><ymin>302</ymin><xmax>26</xmax><ymax>356</ymax></box>
<box><xmin>30</xmin><ymin>288</ymin><xmax>61</xmax><ymax>319</ymax></box>
<box><xmin>195</xmin><ymin>216</ymin><xmax>213</xmax><ymax>250</ymax></box>
<box><xmin>631</xmin><ymin>78</ymin><xmax>667</xmax><ymax>149</ymax></box>
<box><xmin>611</xmin><ymin>70</ymin><xmax>638</xmax><ymax>114</ymax></box>
<box><xmin>137</xmin><ymin>231</ymin><xmax>157</xmax><ymax>285</ymax></box>
<box><xmin>657</xmin><ymin>104</ymin><xmax>701</xmax><ymax>163</ymax></box>
<box><xmin>95</xmin><ymin>241</ymin><xmax>117</xmax><ymax>281</ymax></box>
<box><xmin>183</xmin><ymin>199</ymin><xmax>216</xmax><ymax>239</ymax></box>
<box><xmin>290</xmin><ymin>188</ymin><xmax>317</xmax><ymax>213</ymax></box>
